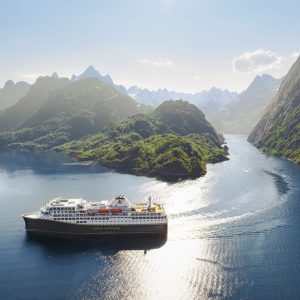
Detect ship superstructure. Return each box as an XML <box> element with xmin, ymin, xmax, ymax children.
<box><xmin>23</xmin><ymin>195</ymin><xmax>167</xmax><ymax>239</ymax></box>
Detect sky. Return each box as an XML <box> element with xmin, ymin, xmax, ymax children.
<box><xmin>0</xmin><ymin>0</ymin><xmax>299</xmax><ymax>92</ymax></box>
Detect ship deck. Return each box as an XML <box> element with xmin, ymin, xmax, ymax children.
<box><xmin>133</xmin><ymin>203</ymin><xmax>164</xmax><ymax>213</ymax></box>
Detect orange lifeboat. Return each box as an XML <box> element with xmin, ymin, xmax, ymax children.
<box><xmin>98</xmin><ymin>208</ymin><xmax>110</xmax><ymax>214</ymax></box>
<box><xmin>110</xmin><ymin>208</ymin><xmax>123</xmax><ymax>214</ymax></box>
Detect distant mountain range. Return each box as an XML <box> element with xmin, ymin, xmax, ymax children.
<box><xmin>70</xmin><ymin>66</ymin><xmax>282</xmax><ymax>132</ymax></box>
<box><xmin>248</xmin><ymin>56</ymin><xmax>300</xmax><ymax>163</ymax></box>
<box><xmin>0</xmin><ymin>65</ymin><xmax>283</xmax><ymax>136</ymax></box>
<box><xmin>0</xmin><ymin>80</ymin><xmax>30</xmax><ymax>111</ymax></box>
<box><xmin>71</xmin><ymin>65</ymin><xmax>237</xmax><ymax>114</ymax></box>
<box><xmin>208</xmin><ymin>74</ymin><xmax>283</xmax><ymax>134</ymax></box>
<box><xmin>127</xmin><ymin>85</ymin><xmax>237</xmax><ymax>114</ymax></box>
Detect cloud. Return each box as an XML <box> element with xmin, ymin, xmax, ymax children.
<box><xmin>292</xmin><ymin>51</ymin><xmax>300</xmax><ymax>59</ymax></box>
<box><xmin>138</xmin><ymin>58</ymin><xmax>150</xmax><ymax>64</ymax></box>
<box><xmin>193</xmin><ymin>75</ymin><xmax>201</xmax><ymax>81</ymax></box>
<box><xmin>138</xmin><ymin>58</ymin><xmax>174</xmax><ymax>67</ymax></box>
<box><xmin>153</xmin><ymin>59</ymin><xmax>173</xmax><ymax>66</ymax></box>
<box><xmin>232</xmin><ymin>49</ymin><xmax>284</xmax><ymax>73</ymax></box>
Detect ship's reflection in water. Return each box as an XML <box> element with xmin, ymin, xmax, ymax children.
<box><xmin>25</xmin><ymin>235</ymin><xmax>167</xmax><ymax>254</ymax></box>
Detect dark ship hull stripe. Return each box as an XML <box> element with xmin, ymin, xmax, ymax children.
<box><xmin>23</xmin><ymin>216</ymin><xmax>168</xmax><ymax>239</ymax></box>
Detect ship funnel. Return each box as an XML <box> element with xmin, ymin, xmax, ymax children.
<box><xmin>148</xmin><ymin>196</ymin><xmax>152</xmax><ymax>209</ymax></box>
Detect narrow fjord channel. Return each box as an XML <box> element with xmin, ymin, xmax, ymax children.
<box><xmin>1</xmin><ymin>135</ymin><xmax>300</xmax><ymax>300</ymax></box>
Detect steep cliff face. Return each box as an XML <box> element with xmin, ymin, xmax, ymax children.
<box><xmin>248</xmin><ymin>56</ymin><xmax>300</xmax><ymax>163</ymax></box>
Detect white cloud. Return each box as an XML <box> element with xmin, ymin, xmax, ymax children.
<box><xmin>138</xmin><ymin>58</ymin><xmax>150</xmax><ymax>64</ymax></box>
<box><xmin>193</xmin><ymin>75</ymin><xmax>201</xmax><ymax>80</ymax></box>
<box><xmin>232</xmin><ymin>49</ymin><xmax>284</xmax><ymax>73</ymax></box>
<box><xmin>153</xmin><ymin>59</ymin><xmax>173</xmax><ymax>66</ymax></box>
<box><xmin>138</xmin><ymin>58</ymin><xmax>174</xmax><ymax>67</ymax></box>
<box><xmin>292</xmin><ymin>51</ymin><xmax>300</xmax><ymax>59</ymax></box>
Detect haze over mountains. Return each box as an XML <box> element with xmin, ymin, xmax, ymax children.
<box><xmin>0</xmin><ymin>65</ymin><xmax>283</xmax><ymax>136</ymax></box>
<box><xmin>71</xmin><ymin>65</ymin><xmax>128</xmax><ymax>95</ymax></box>
<box><xmin>127</xmin><ymin>85</ymin><xmax>237</xmax><ymax>113</ymax></box>
<box><xmin>69</xmin><ymin>66</ymin><xmax>283</xmax><ymax>134</ymax></box>
<box><xmin>208</xmin><ymin>74</ymin><xmax>283</xmax><ymax>134</ymax></box>
<box><xmin>70</xmin><ymin>65</ymin><xmax>237</xmax><ymax>114</ymax></box>
<box><xmin>0</xmin><ymin>80</ymin><xmax>30</xmax><ymax>111</ymax></box>
<box><xmin>0</xmin><ymin>75</ymin><xmax>70</xmax><ymax>131</ymax></box>
<box><xmin>0</xmin><ymin>76</ymin><xmax>146</xmax><ymax>150</ymax></box>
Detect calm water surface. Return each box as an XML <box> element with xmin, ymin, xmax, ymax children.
<box><xmin>1</xmin><ymin>135</ymin><xmax>300</xmax><ymax>300</ymax></box>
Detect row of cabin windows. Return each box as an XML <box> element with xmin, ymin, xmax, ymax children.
<box><xmin>53</xmin><ymin>217</ymin><xmax>110</xmax><ymax>220</ymax></box>
<box><xmin>52</xmin><ymin>215</ymin><xmax>165</xmax><ymax>220</ymax></box>
<box><xmin>132</xmin><ymin>216</ymin><xmax>166</xmax><ymax>219</ymax></box>
<box><xmin>52</xmin><ymin>213</ymin><xmax>90</xmax><ymax>216</ymax></box>
<box><xmin>51</xmin><ymin>212</ymin><xmax>166</xmax><ymax>218</ymax></box>
<box><xmin>50</xmin><ymin>207</ymin><xmax>75</xmax><ymax>210</ymax></box>
<box><xmin>53</xmin><ymin>218</ymin><xmax>164</xmax><ymax>222</ymax></box>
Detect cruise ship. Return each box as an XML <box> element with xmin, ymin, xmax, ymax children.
<box><xmin>22</xmin><ymin>195</ymin><xmax>167</xmax><ymax>239</ymax></box>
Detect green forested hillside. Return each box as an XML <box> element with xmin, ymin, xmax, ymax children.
<box><xmin>0</xmin><ymin>77</ymin><xmax>148</xmax><ymax>150</ymax></box>
<box><xmin>58</xmin><ymin>101</ymin><xmax>228</xmax><ymax>181</ymax></box>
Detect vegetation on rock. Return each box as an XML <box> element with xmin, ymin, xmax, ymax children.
<box><xmin>58</xmin><ymin>101</ymin><xmax>228</xmax><ymax>181</ymax></box>
<box><xmin>248</xmin><ymin>56</ymin><xmax>300</xmax><ymax>163</ymax></box>
<box><xmin>0</xmin><ymin>77</ymin><xmax>149</xmax><ymax>149</ymax></box>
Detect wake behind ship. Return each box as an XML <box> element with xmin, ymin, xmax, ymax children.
<box><xmin>22</xmin><ymin>195</ymin><xmax>167</xmax><ymax>240</ymax></box>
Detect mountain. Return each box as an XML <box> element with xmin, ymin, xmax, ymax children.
<box><xmin>72</xmin><ymin>65</ymin><xmax>237</xmax><ymax>114</ymax></box>
<box><xmin>199</xmin><ymin>87</ymin><xmax>237</xmax><ymax>107</ymax></box>
<box><xmin>127</xmin><ymin>85</ymin><xmax>237</xmax><ymax>114</ymax></box>
<box><xmin>59</xmin><ymin>100</ymin><xmax>228</xmax><ymax>181</ymax></box>
<box><xmin>0</xmin><ymin>80</ymin><xmax>30</xmax><ymax>111</ymax></box>
<box><xmin>0</xmin><ymin>77</ymin><xmax>146</xmax><ymax>150</ymax></box>
<box><xmin>248</xmin><ymin>56</ymin><xmax>300</xmax><ymax>163</ymax></box>
<box><xmin>71</xmin><ymin>65</ymin><xmax>114</xmax><ymax>85</ymax></box>
<box><xmin>71</xmin><ymin>65</ymin><xmax>127</xmax><ymax>95</ymax></box>
<box><xmin>0</xmin><ymin>76</ymin><xmax>70</xmax><ymax>131</ymax></box>
<box><xmin>152</xmin><ymin>100</ymin><xmax>221</xmax><ymax>143</ymax></box>
<box><xmin>208</xmin><ymin>74</ymin><xmax>283</xmax><ymax>134</ymax></box>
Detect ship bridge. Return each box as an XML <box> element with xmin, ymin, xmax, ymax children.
<box><xmin>109</xmin><ymin>195</ymin><xmax>131</xmax><ymax>209</ymax></box>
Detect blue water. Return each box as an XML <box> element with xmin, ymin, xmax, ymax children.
<box><xmin>1</xmin><ymin>135</ymin><xmax>300</xmax><ymax>300</ymax></box>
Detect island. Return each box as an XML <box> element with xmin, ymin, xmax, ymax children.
<box><xmin>58</xmin><ymin>100</ymin><xmax>229</xmax><ymax>181</ymax></box>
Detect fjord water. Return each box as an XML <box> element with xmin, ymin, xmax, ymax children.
<box><xmin>1</xmin><ymin>135</ymin><xmax>300</xmax><ymax>300</ymax></box>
